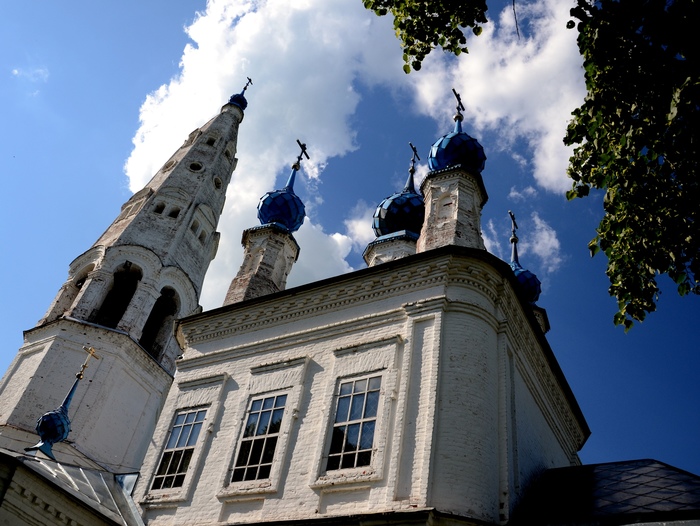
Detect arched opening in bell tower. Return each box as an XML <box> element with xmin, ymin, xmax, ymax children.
<box><xmin>139</xmin><ymin>287</ymin><xmax>179</xmax><ymax>361</ymax></box>
<box><xmin>93</xmin><ymin>262</ymin><xmax>142</xmax><ymax>329</ymax></box>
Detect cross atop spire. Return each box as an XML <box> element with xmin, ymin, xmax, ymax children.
<box><xmin>292</xmin><ymin>139</ymin><xmax>310</xmax><ymax>170</ymax></box>
<box><xmin>242</xmin><ymin>77</ymin><xmax>253</xmax><ymax>93</ymax></box>
<box><xmin>78</xmin><ymin>346</ymin><xmax>100</xmax><ymax>379</ymax></box>
<box><xmin>509</xmin><ymin>210</ymin><xmax>521</xmax><ymax>266</ymax></box>
<box><xmin>409</xmin><ymin>141</ymin><xmax>420</xmax><ymax>174</ymax></box>
<box><xmin>452</xmin><ymin>88</ymin><xmax>465</xmax><ymax>123</ymax></box>
<box><xmin>404</xmin><ymin>142</ymin><xmax>421</xmax><ymax>194</ymax></box>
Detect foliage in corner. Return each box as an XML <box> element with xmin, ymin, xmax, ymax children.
<box><xmin>565</xmin><ymin>0</ymin><xmax>700</xmax><ymax>330</ymax></box>
<box><xmin>363</xmin><ymin>0</ymin><xmax>488</xmax><ymax>72</ymax></box>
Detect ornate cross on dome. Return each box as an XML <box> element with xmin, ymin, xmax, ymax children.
<box><xmin>78</xmin><ymin>346</ymin><xmax>100</xmax><ymax>379</ymax></box>
<box><xmin>292</xmin><ymin>139</ymin><xmax>310</xmax><ymax>170</ymax></box>
<box><xmin>452</xmin><ymin>87</ymin><xmax>465</xmax><ymax>114</ymax></box>
<box><xmin>243</xmin><ymin>77</ymin><xmax>253</xmax><ymax>92</ymax></box>
<box><xmin>508</xmin><ymin>210</ymin><xmax>520</xmax><ymax>252</ymax></box>
<box><xmin>408</xmin><ymin>141</ymin><xmax>420</xmax><ymax>175</ymax></box>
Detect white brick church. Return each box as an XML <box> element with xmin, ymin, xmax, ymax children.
<box><xmin>1</xmin><ymin>86</ymin><xmax>698</xmax><ymax>526</ymax></box>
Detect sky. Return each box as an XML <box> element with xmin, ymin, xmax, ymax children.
<box><xmin>1</xmin><ymin>0</ymin><xmax>699</xmax><ymax>477</ymax></box>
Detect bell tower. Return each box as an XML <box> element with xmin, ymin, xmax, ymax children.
<box><xmin>0</xmin><ymin>83</ymin><xmax>250</xmax><ymax>472</ymax></box>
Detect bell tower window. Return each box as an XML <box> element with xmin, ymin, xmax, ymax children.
<box><xmin>93</xmin><ymin>263</ymin><xmax>142</xmax><ymax>329</ymax></box>
<box><xmin>140</xmin><ymin>287</ymin><xmax>179</xmax><ymax>360</ymax></box>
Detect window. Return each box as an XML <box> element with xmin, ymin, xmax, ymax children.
<box><xmin>151</xmin><ymin>408</ymin><xmax>207</xmax><ymax>490</ymax></box>
<box><xmin>326</xmin><ymin>375</ymin><xmax>381</xmax><ymax>471</ymax></box>
<box><xmin>231</xmin><ymin>394</ymin><xmax>287</xmax><ymax>482</ymax></box>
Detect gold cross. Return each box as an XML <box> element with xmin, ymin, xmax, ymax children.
<box><xmin>77</xmin><ymin>346</ymin><xmax>100</xmax><ymax>379</ymax></box>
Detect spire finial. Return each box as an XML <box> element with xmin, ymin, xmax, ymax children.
<box><xmin>405</xmin><ymin>142</ymin><xmax>420</xmax><ymax>193</ymax></box>
<box><xmin>242</xmin><ymin>77</ymin><xmax>253</xmax><ymax>93</ymax></box>
<box><xmin>286</xmin><ymin>139</ymin><xmax>310</xmax><ymax>190</ymax></box>
<box><xmin>509</xmin><ymin>210</ymin><xmax>520</xmax><ymax>266</ymax></box>
<box><xmin>25</xmin><ymin>346</ymin><xmax>100</xmax><ymax>460</ymax></box>
<box><xmin>452</xmin><ymin>88</ymin><xmax>465</xmax><ymax>123</ymax></box>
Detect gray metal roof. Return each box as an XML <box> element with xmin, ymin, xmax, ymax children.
<box><xmin>512</xmin><ymin>458</ymin><xmax>700</xmax><ymax>525</ymax></box>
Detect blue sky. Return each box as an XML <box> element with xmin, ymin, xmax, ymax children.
<box><xmin>2</xmin><ymin>0</ymin><xmax>699</xmax><ymax>476</ymax></box>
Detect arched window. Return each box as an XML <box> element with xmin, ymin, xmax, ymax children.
<box><xmin>93</xmin><ymin>263</ymin><xmax>142</xmax><ymax>329</ymax></box>
<box><xmin>140</xmin><ymin>287</ymin><xmax>179</xmax><ymax>360</ymax></box>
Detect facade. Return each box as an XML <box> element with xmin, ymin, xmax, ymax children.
<box><xmin>1</xmin><ymin>87</ymin><xmax>699</xmax><ymax>526</ymax></box>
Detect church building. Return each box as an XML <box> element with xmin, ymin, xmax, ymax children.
<box><xmin>1</xmin><ymin>84</ymin><xmax>699</xmax><ymax>526</ymax></box>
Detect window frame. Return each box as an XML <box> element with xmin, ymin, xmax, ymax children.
<box><xmin>218</xmin><ymin>357</ymin><xmax>308</xmax><ymax>499</ymax></box>
<box><xmin>311</xmin><ymin>336</ymin><xmax>402</xmax><ymax>489</ymax></box>
<box><xmin>150</xmin><ymin>407</ymin><xmax>208</xmax><ymax>491</ymax></box>
<box><xmin>230</xmin><ymin>392</ymin><xmax>289</xmax><ymax>484</ymax></box>
<box><xmin>142</xmin><ymin>372</ymin><xmax>228</xmax><ymax>505</ymax></box>
<box><xmin>325</xmin><ymin>374</ymin><xmax>382</xmax><ymax>472</ymax></box>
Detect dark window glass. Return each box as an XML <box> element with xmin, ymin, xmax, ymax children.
<box><xmin>231</xmin><ymin>394</ymin><xmax>287</xmax><ymax>483</ymax></box>
<box><xmin>151</xmin><ymin>409</ymin><xmax>206</xmax><ymax>490</ymax></box>
<box><xmin>326</xmin><ymin>375</ymin><xmax>381</xmax><ymax>471</ymax></box>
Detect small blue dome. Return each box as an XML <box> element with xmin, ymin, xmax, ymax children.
<box><xmin>257</xmin><ymin>168</ymin><xmax>305</xmax><ymax>233</ymax></box>
<box><xmin>511</xmin><ymin>262</ymin><xmax>542</xmax><ymax>304</ymax></box>
<box><xmin>428</xmin><ymin>119</ymin><xmax>486</xmax><ymax>173</ymax></box>
<box><xmin>35</xmin><ymin>406</ymin><xmax>71</xmax><ymax>445</ymax></box>
<box><xmin>228</xmin><ymin>91</ymin><xmax>248</xmax><ymax>111</ymax></box>
<box><xmin>372</xmin><ymin>173</ymin><xmax>424</xmax><ymax>237</ymax></box>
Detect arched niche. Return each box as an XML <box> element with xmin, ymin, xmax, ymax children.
<box><xmin>139</xmin><ymin>287</ymin><xmax>180</xmax><ymax>361</ymax></box>
<box><xmin>93</xmin><ymin>262</ymin><xmax>143</xmax><ymax>329</ymax></box>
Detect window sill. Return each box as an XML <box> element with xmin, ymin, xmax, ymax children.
<box><xmin>217</xmin><ymin>480</ymin><xmax>278</xmax><ymax>500</ymax></box>
<box><xmin>311</xmin><ymin>467</ymin><xmax>381</xmax><ymax>489</ymax></box>
<box><xmin>140</xmin><ymin>491</ymin><xmax>187</xmax><ymax>507</ymax></box>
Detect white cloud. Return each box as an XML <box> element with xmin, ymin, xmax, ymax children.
<box><xmin>519</xmin><ymin>212</ymin><xmax>563</xmax><ymax>273</ymax></box>
<box><xmin>344</xmin><ymin>200</ymin><xmax>377</xmax><ymax>254</ymax></box>
<box><xmin>11</xmin><ymin>66</ymin><xmax>49</xmax><ymax>82</ymax></box>
<box><xmin>482</xmin><ymin>219</ymin><xmax>504</xmax><ymax>260</ymax></box>
<box><xmin>508</xmin><ymin>185</ymin><xmax>538</xmax><ymax>202</ymax></box>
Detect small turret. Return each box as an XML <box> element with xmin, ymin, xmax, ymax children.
<box><xmin>364</xmin><ymin>142</ymin><xmax>425</xmax><ymax>266</ymax></box>
<box><xmin>224</xmin><ymin>140</ymin><xmax>309</xmax><ymax>305</ymax></box>
<box><xmin>417</xmin><ymin>89</ymin><xmax>488</xmax><ymax>253</ymax></box>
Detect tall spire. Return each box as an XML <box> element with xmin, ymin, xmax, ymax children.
<box><xmin>0</xmin><ymin>82</ymin><xmax>250</xmax><ymax>471</ymax></box>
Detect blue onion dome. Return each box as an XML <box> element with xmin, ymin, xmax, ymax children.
<box><xmin>34</xmin><ymin>407</ymin><xmax>71</xmax><ymax>448</ymax></box>
<box><xmin>508</xmin><ymin>211</ymin><xmax>541</xmax><ymax>304</ymax></box>
<box><xmin>511</xmin><ymin>262</ymin><xmax>542</xmax><ymax>304</ymax></box>
<box><xmin>373</xmin><ymin>143</ymin><xmax>425</xmax><ymax>237</ymax></box>
<box><xmin>428</xmin><ymin>93</ymin><xmax>486</xmax><ymax>173</ymax></box>
<box><xmin>258</xmin><ymin>142</ymin><xmax>309</xmax><ymax>233</ymax></box>
<box><xmin>228</xmin><ymin>77</ymin><xmax>253</xmax><ymax>110</ymax></box>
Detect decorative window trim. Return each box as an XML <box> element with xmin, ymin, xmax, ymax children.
<box><xmin>142</xmin><ymin>374</ymin><xmax>228</xmax><ymax>505</ymax></box>
<box><xmin>218</xmin><ymin>357</ymin><xmax>308</xmax><ymax>500</ymax></box>
<box><xmin>311</xmin><ymin>338</ymin><xmax>401</xmax><ymax>489</ymax></box>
